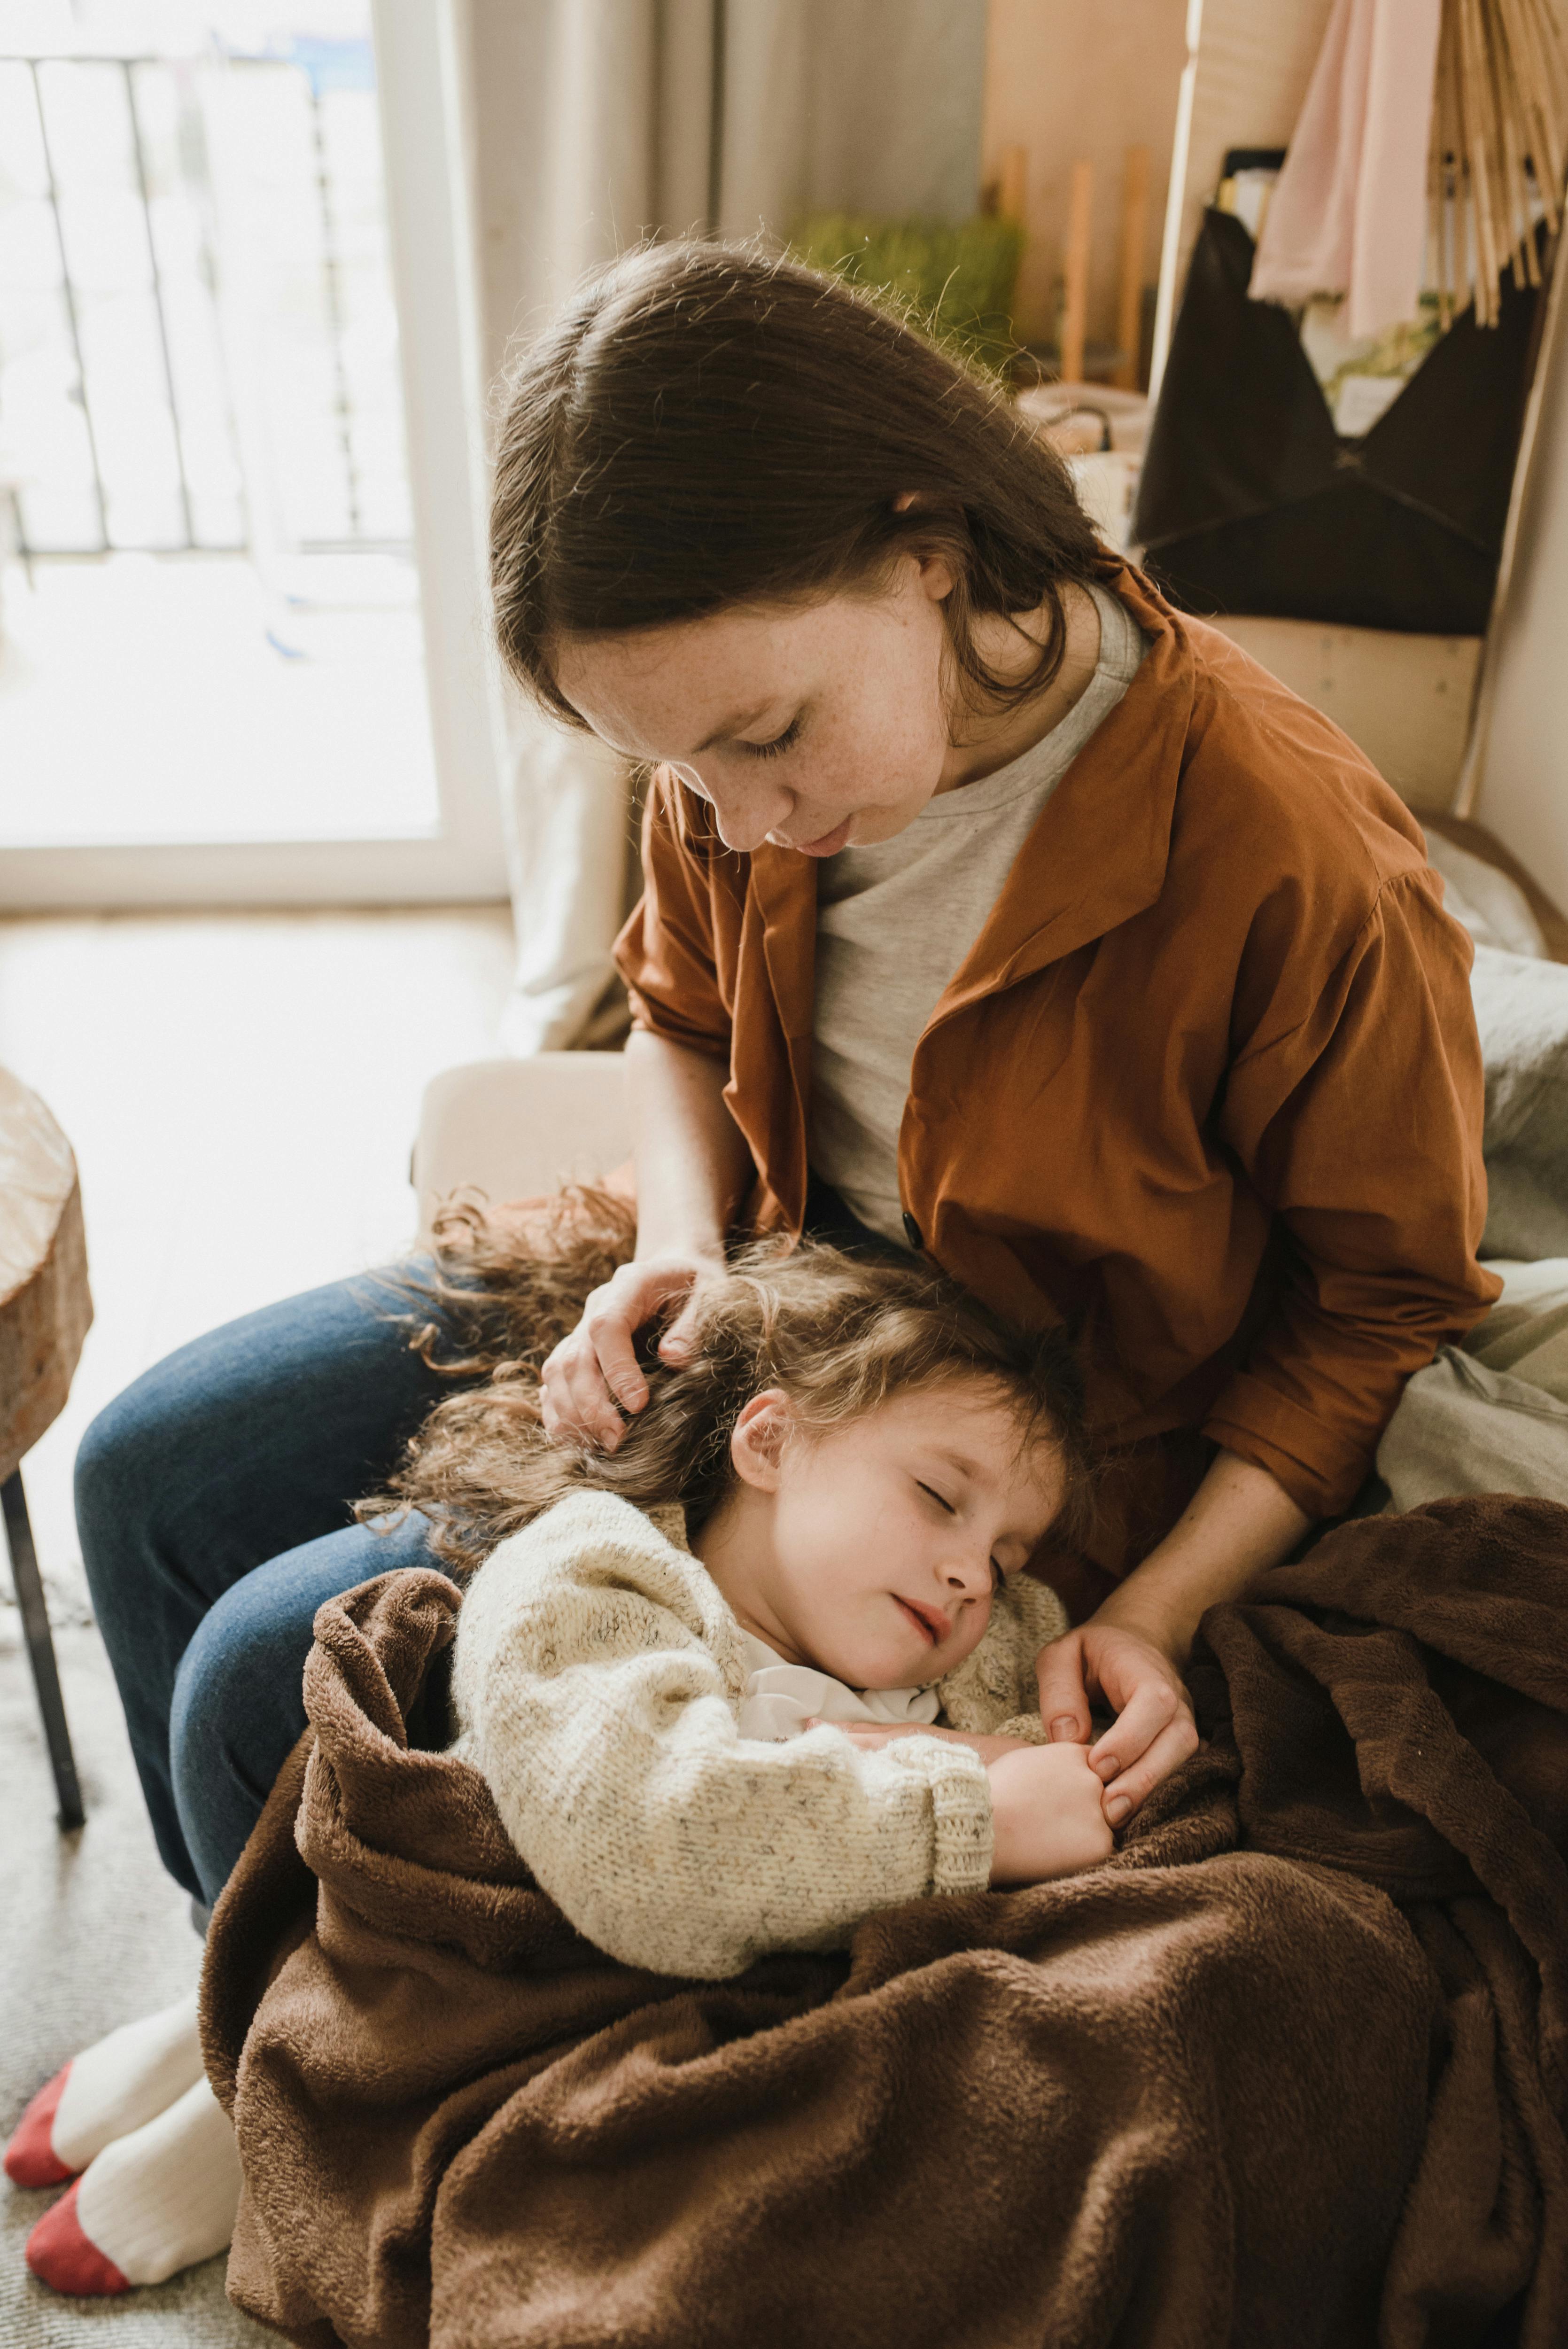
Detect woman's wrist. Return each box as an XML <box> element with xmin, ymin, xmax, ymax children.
<box><xmin>1089</xmin><ymin>1579</ymin><xmax>1194</xmax><ymax>1666</ymax></box>
<box><xmin>625</xmin><ymin>1031</ymin><xmax>751</xmax><ymax>1273</ymax></box>
<box><xmin>631</xmin><ymin>1229</ymin><xmax>727</xmax><ymax>1272</ymax></box>
<box><xmin>1089</xmin><ymin>1449</ymin><xmax>1313</xmax><ymax>1661</ymax></box>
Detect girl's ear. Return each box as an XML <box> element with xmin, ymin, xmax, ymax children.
<box><xmin>730</xmin><ymin>1390</ymin><xmax>792</xmax><ymax>1493</ymax></box>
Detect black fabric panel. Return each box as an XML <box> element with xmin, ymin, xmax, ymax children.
<box><xmin>1144</xmin><ymin>478</ymin><xmax>1501</xmax><ymax>635</ymax></box>
<box><xmin>1356</xmin><ymin>264</ymin><xmax>1538</xmax><ymax>549</ymax></box>
<box><xmin>1134</xmin><ymin>206</ymin><xmax>1544</xmax><ymax>634</ymax></box>
<box><xmin>1135</xmin><ymin>210</ymin><xmax>1338</xmax><ymax>546</ymax></box>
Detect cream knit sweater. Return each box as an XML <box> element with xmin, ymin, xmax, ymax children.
<box><xmin>450</xmin><ymin>1490</ymin><xmax>1068</xmax><ymax>1980</ymax></box>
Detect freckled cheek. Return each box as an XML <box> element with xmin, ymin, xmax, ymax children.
<box><xmin>825</xmin><ymin>712</ymin><xmax>912</xmax><ymax>798</ymax></box>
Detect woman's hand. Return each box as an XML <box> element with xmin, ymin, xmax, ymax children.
<box><xmin>986</xmin><ymin>1743</ymin><xmax>1116</xmax><ymax>1883</ymax></box>
<box><xmin>1035</xmin><ymin>1621</ymin><xmax>1198</xmax><ymax>1831</ymax></box>
<box><xmin>539</xmin><ymin>1250</ymin><xmax>722</xmax><ymax>1450</ymax></box>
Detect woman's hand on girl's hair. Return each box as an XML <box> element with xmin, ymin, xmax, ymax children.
<box><xmin>1034</xmin><ymin>1623</ymin><xmax>1199</xmax><ymax>1830</ymax></box>
<box><xmin>539</xmin><ymin>1250</ymin><xmax>721</xmax><ymax>1451</ymax></box>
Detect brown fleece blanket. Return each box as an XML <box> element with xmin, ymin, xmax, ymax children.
<box><xmin>202</xmin><ymin>1496</ymin><xmax>1568</xmax><ymax>2349</ymax></box>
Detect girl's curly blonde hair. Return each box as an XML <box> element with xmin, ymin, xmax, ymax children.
<box><xmin>362</xmin><ymin>1189</ymin><xmax>1090</xmax><ymax>1579</ymax></box>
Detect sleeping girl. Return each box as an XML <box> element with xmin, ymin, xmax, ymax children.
<box><xmin>380</xmin><ymin>1197</ymin><xmax>1116</xmax><ymax>1979</ymax></box>
<box><xmin>9</xmin><ymin>1198</ymin><xmax>1113</xmax><ymax>2298</ymax></box>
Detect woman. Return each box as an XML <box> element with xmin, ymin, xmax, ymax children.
<box><xmin>498</xmin><ymin>240</ymin><xmax>1494</xmax><ymax>1803</ymax></box>
<box><xmin>15</xmin><ymin>240</ymin><xmax>1494</xmax><ymax>2294</ymax></box>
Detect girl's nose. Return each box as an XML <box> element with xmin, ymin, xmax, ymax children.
<box><xmin>944</xmin><ymin>1551</ymin><xmax>993</xmax><ymax>1600</ymax></box>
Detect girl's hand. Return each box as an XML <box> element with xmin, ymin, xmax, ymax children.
<box><xmin>1035</xmin><ymin>1622</ymin><xmax>1199</xmax><ymax>1830</ymax></box>
<box><xmin>802</xmin><ymin>1720</ymin><xmax>1035</xmax><ymax>1766</ymax></box>
<box><xmin>539</xmin><ymin>1250</ymin><xmax>722</xmax><ymax>1451</ymax></box>
<box><xmin>986</xmin><ymin>1743</ymin><xmax>1116</xmax><ymax>1883</ymax></box>
<box><xmin>807</xmin><ymin>1724</ymin><xmax>1114</xmax><ymax>1880</ymax></box>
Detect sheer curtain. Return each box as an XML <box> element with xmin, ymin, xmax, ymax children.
<box><xmin>465</xmin><ymin>0</ymin><xmax>987</xmax><ymax>1054</ymax></box>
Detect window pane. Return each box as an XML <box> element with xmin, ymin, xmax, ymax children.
<box><xmin>0</xmin><ymin>6</ymin><xmax>439</xmax><ymax>848</ymax></box>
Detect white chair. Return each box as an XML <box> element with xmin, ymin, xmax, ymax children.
<box><xmin>411</xmin><ymin>1054</ymin><xmax>631</xmax><ymax>1241</ymax></box>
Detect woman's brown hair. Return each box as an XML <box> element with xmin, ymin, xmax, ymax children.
<box><xmin>489</xmin><ymin>239</ymin><xmax>1102</xmax><ymax>729</ymax></box>
<box><xmin>363</xmin><ymin>1190</ymin><xmax>1088</xmax><ymax>1578</ymax></box>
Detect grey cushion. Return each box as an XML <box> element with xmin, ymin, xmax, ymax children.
<box><xmin>1377</xmin><ymin>1345</ymin><xmax>1568</xmax><ymax>1510</ymax></box>
<box><xmin>1376</xmin><ymin>1258</ymin><xmax>1568</xmax><ymax>1508</ymax></box>
<box><xmin>1471</xmin><ymin>945</ymin><xmax>1568</xmax><ymax>1259</ymax></box>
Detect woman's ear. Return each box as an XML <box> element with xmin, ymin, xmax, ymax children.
<box><xmin>730</xmin><ymin>1390</ymin><xmax>792</xmax><ymax>1493</ymax></box>
<box><xmin>891</xmin><ymin>495</ymin><xmax>955</xmax><ymax>601</ymax></box>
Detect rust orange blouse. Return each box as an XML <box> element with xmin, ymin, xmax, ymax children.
<box><xmin>613</xmin><ymin>563</ymin><xmax>1498</xmax><ymax>1545</ymax></box>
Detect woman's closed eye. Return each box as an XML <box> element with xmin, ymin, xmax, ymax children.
<box><xmin>739</xmin><ymin>717</ymin><xmax>801</xmax><ymax>760</ymax></box>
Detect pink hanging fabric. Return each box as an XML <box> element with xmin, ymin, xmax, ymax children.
<box><xmin>1249</xmin><ymin>0</ymin><xmax>1441</xmax><ymax>337</ymax></box>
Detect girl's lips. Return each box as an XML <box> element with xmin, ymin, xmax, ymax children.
<box><xmin>895</xmin><ymin>1596</ymin><xmax>947</xmax><ymax>1645</ymax></box>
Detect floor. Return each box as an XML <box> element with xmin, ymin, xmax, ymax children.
<box><xmin>0</xmin><ymin>1621</ymin><xmax>272</xmax><ymax>2349</ymax></box>
<box><xmin>0</xmin><ymin>904</ymin><xmax>515</xmax><ymax>2343</ymax></box>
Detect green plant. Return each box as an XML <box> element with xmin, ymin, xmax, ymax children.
<box><xmin>789</xmin><ymin>213</ymin><xmax>1025</xmax><ymax>376</ymax></box>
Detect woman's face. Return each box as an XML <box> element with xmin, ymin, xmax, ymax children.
<box><xmin>701</xmin><ymin>1380</ymin><xmax>1063</xmax><ymax>1689</ymax></box>
<box><xmin>551</xmin><ymin>553</ymin><xmax>961</xmax><ymax>857</ymax></box>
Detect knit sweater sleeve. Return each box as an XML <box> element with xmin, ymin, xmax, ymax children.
<box><xmin>450</xmin><ymin>1492</ymin><xmax>993</xmax><ymax>1981</ymax></box>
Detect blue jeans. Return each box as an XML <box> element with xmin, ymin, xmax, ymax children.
<box><xmin>76</xmin><ymin>1269</ymin><xmax>458</xmax><ymax>1908</ymax></box>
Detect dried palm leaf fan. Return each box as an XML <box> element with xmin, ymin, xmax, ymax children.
<box><xmin>1429</xmin><ymin>0</ymin><xmax>1568</xmax><ymax>327</ymax></box>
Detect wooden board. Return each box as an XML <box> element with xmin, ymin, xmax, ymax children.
<box><xmin>1204</xmin><ymin>616</ymin><xmax>1483</xmax><ymax>812</ymax></box>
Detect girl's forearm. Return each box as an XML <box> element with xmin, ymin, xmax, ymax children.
<box><xmin>626</xmin><ymin>1029</ymin><xmax>753</xmax><ymax>1263</ymax></box>
<box><xmin>1093</xmin><ymin>1449</ymin><xmax>1312</xmax><ymax>1663</ymax></box>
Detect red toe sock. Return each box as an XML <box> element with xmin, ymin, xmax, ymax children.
<box><xmin>25</xmin><ymin>2181</ymin><xmax>131</xmax><ymax>2298</ymax></box>
<box><xmin>5</xmin><ymin>2066</ymin><xmax>76</xmax><ymax>2189</ymax></box>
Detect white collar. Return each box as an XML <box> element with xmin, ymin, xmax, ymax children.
<box><xmin>736</xmin><ymin>1630</ymin><xmax>941</xmax><ymax>1742</ymax></box>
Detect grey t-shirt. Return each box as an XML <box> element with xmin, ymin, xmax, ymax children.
<box><xmin>809</xmin><ymin>582</ymin><xmax>1147</xmax><ymax>1245</ymax></box>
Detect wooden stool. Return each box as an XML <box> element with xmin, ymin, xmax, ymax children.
<box><xmin>0</xmin><ymin>1065</ymin><xmax>93</xmax><ymax>1828</ymax></box>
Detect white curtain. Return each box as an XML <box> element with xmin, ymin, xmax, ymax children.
<box><xmin>465</xmin><ymin>0</ymin><xmax>988</xmax><ymax>1055</ymax></box>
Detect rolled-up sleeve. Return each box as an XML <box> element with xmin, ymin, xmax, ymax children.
<box><xmin>1205</xmin><ymin>869</ymin><xmax>1500</xmax><ymax>1517</ymax></box>
<box><xmin>613</xmin><ymin>770</ymin><xmax>733</xmax><ymax>1059</ymax></box>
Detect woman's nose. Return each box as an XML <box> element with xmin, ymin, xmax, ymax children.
<box><xmin>685</xmin><ymin>767</ymin><xmax>792</xmax><ymax>854</ymax></box>
<box><xmin>709</xmin><ymin>792</ymin><xmax>791</xmax><ymax>854</ymax></box>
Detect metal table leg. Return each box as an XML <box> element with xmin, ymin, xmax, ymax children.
<box><xmin>2</xmin><ymin>1469</ymin><xmax>85</xmax><ymax>1829</ymax></box>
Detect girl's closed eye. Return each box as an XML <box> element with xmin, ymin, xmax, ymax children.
<box><xmin>918</xmin><ymin>1482</ymin><xmax>1004</xmax><ymax>1594</ymax></box>
<box><xmin>740</xmin><ymin>716</ymin><xmax>801</xmax><ymax>760</ymax></box>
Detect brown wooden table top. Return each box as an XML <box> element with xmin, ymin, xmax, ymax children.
<box><xmin>0</xmin><ymin>1065</ymin><xmax>92</xmax><ymax>1485</ymax></box>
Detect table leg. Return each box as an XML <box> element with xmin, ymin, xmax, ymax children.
<box><xmin>2</xmin><ymin>1469</ymin><xmax>85</xmax><ymax>1830</ymax></box>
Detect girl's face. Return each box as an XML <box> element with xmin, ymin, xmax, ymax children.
<box><xmin>695</xmin><ymin>1379</ymin><xmax>1063</xmax><ymax>1689</ymax></box>
<box><xmin>551</xmin><ymin>554</ymin><xmax>962</xmax><ymax>858</ymax></box>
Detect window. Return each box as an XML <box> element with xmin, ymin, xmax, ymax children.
<box><xmin>0</xmin><ymin>0</ymin><xmax>505</xmax><ymax>904</ymax></box>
